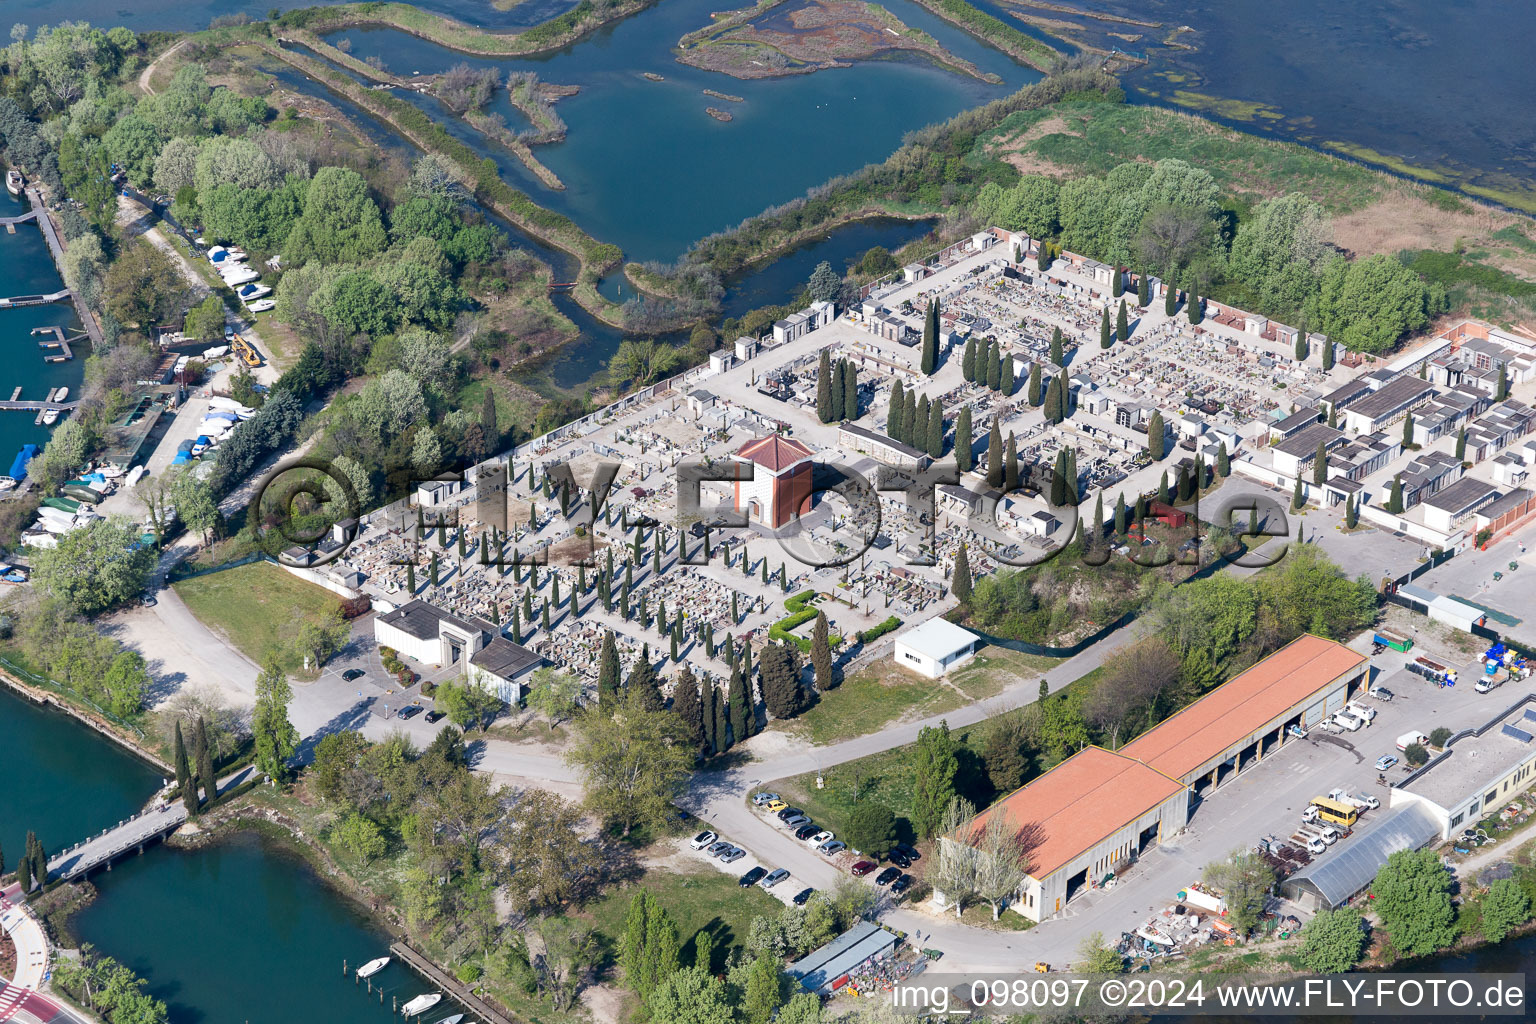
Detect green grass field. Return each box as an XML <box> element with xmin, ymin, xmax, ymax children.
<box><xmin>780</xmin><ymin>646</ymin><xmax>1063</xmax><ymax>745</ymax></box>
<box><xmin>777</xmin><ymin>665</ymin><xmax>1105</xmax><ymax>842</ymax></box>
<box><xmin>173</xmin><ymin>561</ymin><xmax>344</xmax><ymax>675</ymax></box>
<box><xmin>779</xmin><ymin>663</ymin><xmax>965</xmax><ymax>745</ymax></box>
<box><xmin>586</xmin><ymin>861</ymin><xmax>784</xmax><ymax>971</ymax></box>
<box><xmin>976</xmin><ymin>101</ymin><xmax>1389</xmax><ymax>213</ymax></box>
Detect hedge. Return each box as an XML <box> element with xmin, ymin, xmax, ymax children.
<box><xmin>856</xmin><ymin>616</ymin><xmax>903</xmax><ymax>644</ymax></box>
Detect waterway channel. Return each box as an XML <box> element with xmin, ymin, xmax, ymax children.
<box><xmin>314</xmin><ymin>0</ymin><xmax>1025</xmax><ymax>263</ymax></box>
<box><xmin>0</xmin><ymin>187</ymin><xmax>88</xmax><ymax>474</ymax></box>
<box><xmin>8</xmin><ymin>681</ymin><xmax>1536</xmax><ymax>1024</ymax></box>
<box><xmin>0</xmin><ymin>686</ymin><xmax>449</xmax><ymax>1024</ymax></box>
<box><xmin>263</xmin><ymin>51</ymin><xmax>936</xmax><ymax>391</ymax></box>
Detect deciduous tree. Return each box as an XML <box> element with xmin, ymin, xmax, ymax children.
<box><xmin>1372</xmin><ymin>849</ymin><xmax>1456</xmax><ymax>955</ymax></box>
<box><xmin>566</xmin><ymin>689</ymin><xmax>694</xmax><ymax>836</ymax></box>
<box><xmin>1299</xmin><ymin>907</ymin><xmax>1368</xmax><ymax>972</ymax></box>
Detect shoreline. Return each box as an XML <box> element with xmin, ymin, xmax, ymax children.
<box><xmin>249</xmin><ymin>39</ymin><xmax>635</xmax><ymax>328</ymax></box>
<box><xmin>272</xmin><ymin>32</ymin><xmax>570</xmax><ymax>190</ymax></box>
<box><xmin>672</xmin><ymin>0</ymin><xmax>1004</xmax><ymax>84</ymax></box>
<box><xmin>284</xmin><ymin>0</ymin><xmax>665</xmax><ymax>58</ymax></box>
<box><xmin>0</xmin><ymin>665</ymin><xmax>171</xmax><ymax>778</ymax></box>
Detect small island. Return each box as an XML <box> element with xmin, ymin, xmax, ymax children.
<box><xmin>675</xmin><ymin>0</ymin><xmax>1003</xmax><ymax>82</ymax></box>
<box><xmin>705</xmin><ymin>106</ymin><xmax>734</xmax><ymax>121</ymax></box>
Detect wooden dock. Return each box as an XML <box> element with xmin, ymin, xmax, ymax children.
<box><xmin>33</xmin><ymin>326</ymin><xmax>73</xmax><ymax>362</ymax></box>
<box><xmin>388</xmin><ymin>940</ymin><xmax>517</xmax><ymax>1024</ymax></box>
<box><xmin>0</xmin><ymin>399</ymin><xmax>80</xmax><ymax>412</ymax></box>
<box><xmin>25</xmin><ymin>190</ymin><xmax>104</xmax><ymax>350</ymax></box>
<box><xmin>0</xmin><ymin>288</ymin><xmax>71</xmax><ymax>309</ymax></box>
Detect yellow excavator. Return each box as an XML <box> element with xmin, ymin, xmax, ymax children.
<box><xmin>230</xmin><ymin>333</ymin><xmax>262</xmax><ymax>368</ymax></box>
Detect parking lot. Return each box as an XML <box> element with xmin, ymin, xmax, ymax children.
<box><xmin>1418</xmin><ymin>519</ymin><xmax>1536</xmax><ymax>630</ymax></box>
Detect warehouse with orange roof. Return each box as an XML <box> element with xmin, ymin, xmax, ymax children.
<box><xmin>949</xmin><ymin>635</ymin><xmax>1370</xmax><ymax>922</ymax></box>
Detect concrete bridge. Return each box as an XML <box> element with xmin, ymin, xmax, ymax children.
<box><xmin>45</xmin><ymin>765</ymin><xmax>259</xmax><ymax>884</ymax></box>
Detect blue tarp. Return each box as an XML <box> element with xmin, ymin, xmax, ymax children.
<box><xmin>8</xmin><ymin>444</ymin><xmax>39</xmax><ymax>480</ymax></box>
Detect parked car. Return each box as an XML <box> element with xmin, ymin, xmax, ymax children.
<box><xmin>792</xmin><ymin>888</ymin><xmax>815</xmax><ymax>906</ymax></box>
<box><xmin>850</xmin><ymin>860</ymin><xmax>876</xmax><ymax>877</ymax></box>
<box><xmin>765</xmin><ymin>799</ymin><xmax>787</xmax><ymax>813</ymax></box>
<box><xmin>808</xmin><ymin>830</ymin><xmax>834</xmax><ymax>846</ymax></box>
<box><xmin>753</xmin><ymin>792</ymin><xmax>780</xmax><ymax>807</ymax></box>
<box><xmin>706</xmin><ymin>841</ymin><xmax>732</xmax><ymax>857</ymax></box>
<box><xmin>690</xmin><ymin>831</ymin><xmax>718</xmax><ymax>851</ymax></box>
<box><xmin>721</xmin><ymin>847</ymin><xmax>746</xmax><ymax>864</ymax></box>
<box><xmin>892</xmin><ymin>843</ymin><xmax>921</xmax><ymax>863</ymax></box>
<box><xmin>874</xmin><ymin>867</ymin><xmax>901</xmax><ymax>886</ymax></box>
<box><xmin>397</xmin><ymin>705</ymin><xmax>422</xmax><ymax>719</ymax></box>
<box><xmin>1374</xmin><ymin>754</ymin><xmax>1399</xmax><ymax>771</ymax></box>
<box><xmin>761</xmin><ymin>869</ymin><xmax>790</xmax><ymax>888</ymax></box>
<box><xmin>342</xmin><ymin>668</ymin><xmax>366</xmax><ymax>681</ymax></box>
<box><xmin>424</xmin><ymin>710</ymin><xmax>444</xmax><ymax>724</ymax></box>
<box><xmin>740</xmin><ymin>867</ymin><xmax>767</xmax><ymax>887</ymax></box>
<box><xmin>889</xmin><ymin>849</ymin><xmax>913</xmax><ymax>868</ymax></box>
<box><xmin>818</xmin><ymin>839</ymin><xmax>846</xmax><ymax>856</ymax></box>
<box><xmin>890</xmin><ymin>874</ymin><xmax>913</xmax><ymax>895</ymax></box>
<box><xmin>1369</xmin><ymin>684</ymin><xmax>1394</xmax><ymax>701</ymax></box>
<box><xmin>794</xmin><ymin>824</ymin><xmax>820</xmax><ymax>841</ymax></box>
<box><xmin>781</xmin><ymin>814</ymin><xmax>810</xmax><ymax>829</ymax></box>
<box><xmin>776</xmin><ymin>807</ymin><xmax>804</xmax><ymax>822</ymax></box>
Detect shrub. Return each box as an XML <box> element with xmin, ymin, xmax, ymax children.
<box><xmin>857</xmin><ymin>616</ymin><xmax>903</xmax><ymax>643</ymax></box>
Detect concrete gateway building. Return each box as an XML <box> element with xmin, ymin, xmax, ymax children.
<box><xmin>950</xmin><ymin>636</ymin><xmax>1369</xmax><ymax>922</ymax></box>
<box><xmin>375</xmin><ymin>598</ymin><xmax>497</xmax><ymax>668</ymax></box>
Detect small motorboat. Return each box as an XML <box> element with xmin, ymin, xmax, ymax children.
<box><xmin>6</xmin><ymin>169</ymin><xmax>22</xmax><ymax>196</ymax></box>
<box><xmin>0</xmin><ymin>476</ymin><xmax>16</xmax><ymax>491</ymax></box>
<box><xmin>356</xmin><ymin>956</ymin><xmax>390</xmax><ymax>978</ymax></box>
<box><xmin>41</xmin><ymin>409</ymin><xmax>58</xmax><ymax>425</ymax></box>
<box><xmin>245</xmin><ymin>298</ymin><xmax>275</xmax><ymax>313</ymax></box>
<box><xmin>438</xmin><ymin>1015</ymin><xmax>465</xmax><ymax>1024</ymax></box>
<box><xmin>54</xmin><ymin>386</ymin><xmax>68</xmax><ymax>401</ymax></box>
<box><xmin>402</xmin><ymin>993</ymin><xmax>442</xmax><ymax>1016</ymax></box>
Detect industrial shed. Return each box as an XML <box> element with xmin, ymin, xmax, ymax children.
<box><xmin>787</xmin><ymin>921</ymin><xmax>898</xmax><ymax>995</ymax></box>
<box><xmin>950</xmin><ymin>636</ymin><xmax>1368</xmax><ymax>922</ymax></box>
<box><xmin>1282</xmin><ymin>803</ymin><xmax>1442</xmax><ymax>911</ymax></box>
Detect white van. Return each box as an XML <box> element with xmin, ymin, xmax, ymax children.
<box><xmin>1332</xmin><ymin>711</ymin><xmax>1363</xmax><ymax>732</ymax></box>
<box><xmin>1298</xmin><ymin>823</ymin><xmax>1338</xmax><ymax>845</ymax></box>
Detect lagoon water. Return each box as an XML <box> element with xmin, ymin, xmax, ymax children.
<box><xmin>69</xmin><ymin>834</ymin><xmax>443</xmax><ymax>1024</ymax></box>
<box><xmin>9</xmin><ymin>0</ymin><xmax>1535</xmax><ymax>211</ymax></box>
<box><xmin>5</xmin><ymin>0</ymin><xmax>1536</xmax><ymax>1013</ymax></box>
<box><xmin>318</xmin><ymin>0</ymin><xmax>1023</xmax><ymax>263</ymax></box>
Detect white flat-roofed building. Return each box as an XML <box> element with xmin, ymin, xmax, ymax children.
<box><xmin>1392</xmin><ymin>697</ymin><xmax>1536</xmax><ymax>840</ymax></box>
<box><xmin>894</xmin><ymin>618</ymin><xmax>980</xmax><ymax>679</ymax></box>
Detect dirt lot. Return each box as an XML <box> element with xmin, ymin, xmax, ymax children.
<box><xmin>1331</xmin><ymin>186</ymin><xmax>1519</xmax><ymax>258</ymax></box>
